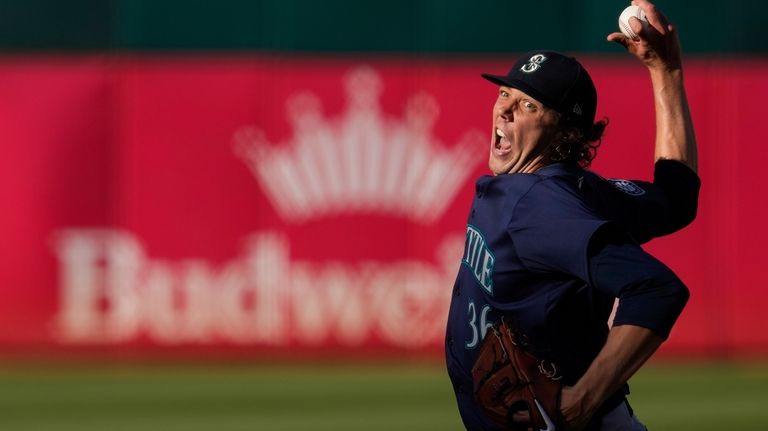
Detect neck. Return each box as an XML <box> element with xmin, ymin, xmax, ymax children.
<box><xmin>497</xmin><ymin>154</ymin><xmax>549</xmax><ymax>175</ymax></box>
<box><xmin>516</xmin><ymin>156</ymin><xmax>548</xmax><ymax>174</ymax></box>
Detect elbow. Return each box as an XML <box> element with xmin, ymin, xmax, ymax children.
<box><xmin>671</xmin><ymin>280</ymin><xmax>690</xmax><ymax>312</ymax></box>
<box><xmin>614</xmin><ymin>275</ymin><xmax>690</xmax><ymax>340</ymax></box>
<box><xmin>659</xmin><ymin>278</ymin><xmax>690</xmax><ymax>337</ymax></box>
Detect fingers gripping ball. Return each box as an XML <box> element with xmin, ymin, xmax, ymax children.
<box><xmin>618</xmin><ymin>5</ymin><xmax>649</xmax><ymax>39</ymax></box>
<box><xmin>471</xmin><ymin>320</ymin><xmax>564</xmax><ymax>430</ymax></box>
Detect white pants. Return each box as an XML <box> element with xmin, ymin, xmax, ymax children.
<box><xmin>598</xmin><ymin>401</ymin><xmax>648</xmax><ymax>431</ymax></box>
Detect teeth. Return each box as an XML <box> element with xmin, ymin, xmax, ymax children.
<box><xmin>496</xmin><ymin>129</ymin><xmax>504</xmax><ymax>137</ymax></box>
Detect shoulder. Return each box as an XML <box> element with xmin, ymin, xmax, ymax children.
<box><xmin>487</xmin><ymin>163</ymin><xmax>587</xmax><ymax>195</ymax></box>
<box><xmin>524</xmin><ymin>164</ymin><xmax>592</xmax><ymax>208</ymax></box>
<box><xmin>501</xmin><ymin>164</ymin><xmax>599</xmax><ymax>223</ymax></box>
<box><xmin>476</xmin><ymin>164</ymin><xmax>598</xmax><ymax>222</ymax></box>
<box><xmin>476</xmin><ymin>172</ymin><xmax>543</xmax><ymax>210</ymax></box>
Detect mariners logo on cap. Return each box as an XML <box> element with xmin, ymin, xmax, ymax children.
<box><xmin>608</xmin><ymin>179</ymin><xmax>646</xmax><ymax>196</ymax></box>
<box><xmin>520</xmin><ymin>54</ymin><xmax>547</xmax><ymax>73</ymax></box>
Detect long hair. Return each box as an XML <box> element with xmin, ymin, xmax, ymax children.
<box><xmin>546</xmin><ymin>117</ymin><xmax>608</xmax><ymax>168</ymax></box>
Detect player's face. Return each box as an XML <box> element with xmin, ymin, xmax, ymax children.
<box><xmin>489</xmin><ymin>86</ymin><xmax>561</xmax><ymax>175</ymax></box>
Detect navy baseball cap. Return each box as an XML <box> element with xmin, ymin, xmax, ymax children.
<box><xmin>482</xmin><ymin>50</ymin><xmax>597</xmax><ymax>131</ymax></box>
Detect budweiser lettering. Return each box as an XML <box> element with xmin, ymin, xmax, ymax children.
<box><xmin>53</xmin><ymin>230</ymin><xmax>460</xmax><ymax>348</ymax></box>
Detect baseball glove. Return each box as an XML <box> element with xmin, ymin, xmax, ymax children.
<box><xmin>471</xmin><ymin>320</ymin><xmax>564</xmax><ymax>431</ymax></box>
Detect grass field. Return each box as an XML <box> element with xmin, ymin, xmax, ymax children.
<box><xmin>1</xmin><ymin>360</ymin><xmax>767</xmax><ymax>430</ymax></box>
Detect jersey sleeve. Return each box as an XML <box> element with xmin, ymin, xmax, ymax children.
<box><xmin>653</xmin><ymin>159</ymin><xmax>700</xmax><ymax>233</ymax></box>
<box><xmin>588</xmin><ymin>225</ymin><xmax>690</xmax><ymax>338</ymax></box>
<box><xmin>587</xmin><ymin>160</ymin><xmax>700</xmax><ymax>243</ymax></box>
<box><xmin>506</xmin><ymin>178</ymin><xmax>609</xmax><ymax>282</ymax></box>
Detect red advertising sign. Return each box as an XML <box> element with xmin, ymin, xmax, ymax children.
<box><xmin>1</xmin><ymin>55</ymin><xmax>767</xmax><ymax>357</ymax></box>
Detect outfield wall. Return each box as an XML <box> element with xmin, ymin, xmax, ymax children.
<box><xmin>1</xmin><ymin>55</ymin><xmax>766</xmax><ymax>358</ymax></box>
<box><xmin>1</xmin><ymin>0</ymin><xmax>765</xmax><ymax>54</ymax></box>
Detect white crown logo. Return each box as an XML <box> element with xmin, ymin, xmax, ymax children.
<box><xmin>234</xmin><ymin>66</ymin><xmax>483</xmax><ymax>224</ymax></box>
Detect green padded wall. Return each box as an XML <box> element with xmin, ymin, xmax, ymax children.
<box><xmin>0</xmin><ymin>0</ymin><xmax>763</xmax><ymax>53</ymax></box>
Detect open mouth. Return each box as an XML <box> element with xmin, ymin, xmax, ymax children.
<box><xmin>493</xmin><ymin>128</ymin><xmax>512</xmax><ymax>156</ymax></box>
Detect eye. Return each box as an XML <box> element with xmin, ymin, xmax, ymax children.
<box><xmin>499</xmin><ymin>89</ymin><xmax>509</xmax><ymax>98</ymax></box>
<box><xmin>522</xmin><ymin>100</ymin><xmax>538</xmax><ymax>111</ymax></box>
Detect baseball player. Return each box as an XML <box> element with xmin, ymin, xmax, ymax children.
<box><xmin>445</xmin><ymin>1</ymin><xmax>699</xmax><ymax>430</ymax></box>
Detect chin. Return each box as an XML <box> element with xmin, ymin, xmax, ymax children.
<box><xmin>488</xmin><ymin>157</ymin><xmax>508</xmax><ymax>176</ymax></box>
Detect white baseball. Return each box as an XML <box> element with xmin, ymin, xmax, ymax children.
<box><xmin>618</xmin><ymin>5</ymin><xmax>648</xmax><ymax>39</ymax></box>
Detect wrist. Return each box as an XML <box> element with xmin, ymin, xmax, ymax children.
<box><xmin>560</xmin><ymin>383</ymin><xmax>602</xmax><ymax>430</ymax></box>
<box><xmin>567</xmin><ymin>380</ymin><xmax>602</xmax><ymax>417</ymax></box>
<box><xmin>649</xmin><ymin>66</ymin><xmax>683</xmax><ymax>84</ymax></box>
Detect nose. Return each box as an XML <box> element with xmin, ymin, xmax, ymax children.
<box><xmin>498</xmin><ymin>101</ymin><xmax>514</xmax><ymax>122</ymax></box>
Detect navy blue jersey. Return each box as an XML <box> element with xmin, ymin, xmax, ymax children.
<box><xmin>445</xmin><ymin>160</ymin><xmax>699</xmax><ymax>430</ymax></box>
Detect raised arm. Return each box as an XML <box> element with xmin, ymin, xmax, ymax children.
<box><xmin>608</xmin><ymin>0</ymin><xmax>698</xmax><ymax>173</ymax></box>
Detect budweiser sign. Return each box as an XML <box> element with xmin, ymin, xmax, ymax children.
<box><xmin>52</xmin><ymin>65</ymin><xmax>483</xmax><ymax>348</ymax></box>
<box><xmin>53</xmin><ymin>230</ymin><xmax>462</xmax><ymax>347</ymax></box>
<box><xmin>1</xmin><ymin>56</ymin><xmax>760</xmax><ymax>354</ymax></box>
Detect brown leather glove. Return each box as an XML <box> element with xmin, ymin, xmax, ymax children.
<box><xmin>471</xmin><ymin>320</ymin><xmax>565</xmax><ymax>431</ymax></box>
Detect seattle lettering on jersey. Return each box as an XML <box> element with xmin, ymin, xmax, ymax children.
<box><xmin>462</xmin><ymin>225</ymin><xmax>495</xmax><ymax>295</ymax></box>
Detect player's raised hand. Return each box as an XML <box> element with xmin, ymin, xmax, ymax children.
<box><xmin>607</xmin><ymin>0</ymin><xmax>682</xmax><ymax>71</ymax></box>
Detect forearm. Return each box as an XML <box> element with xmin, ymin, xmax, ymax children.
<box><xmin>565</xmin><ymin>325</ymin><xmax>663</xmax><ymax>418</ymax></box>
<box><xmin>650</xmin><ymin>67</ymin><xmax>698</xmax><ymax>172</ymax></box>
<box><xmin>607</xmin><ymin>0</ymin><xmax>698</xmax><ymax>173</ymax></box>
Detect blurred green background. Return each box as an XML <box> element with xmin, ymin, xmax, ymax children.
<box><xmin>1</xmin><ymin>1</ymin><xmax>766</xmax><ymax>430</ymax></box>
<box><xmin>0</xmin><ymin>0</ymin><xmax>764</xmax><ymax>54</ymax></box>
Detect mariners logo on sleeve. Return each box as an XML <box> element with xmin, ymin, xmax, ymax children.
<box><xmin>608</xmin><ymin>179</ymin><xmax>646</xmax><ymax>196</ymax></box>
<box><xmin>462</xmin><ymin>225</ymin><xmax>495</xmax><ymax>295</ymax></box>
